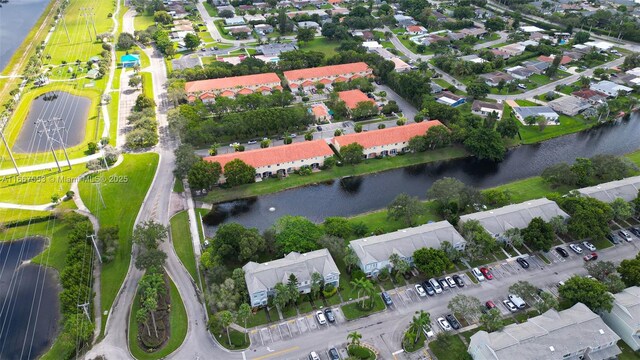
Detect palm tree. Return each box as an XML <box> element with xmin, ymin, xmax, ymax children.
<box><xmin>361</xmin><ymin>280</ymin><xmax>377</xmax><ymax>308</ymax></box>
<box><xmin>410</xmin><ymin>311</ymin><xmax>431</xmax><ymax>344</ymax></box>
<box><xmin>350</xmin><ymin>278</ymin><xmax>366</xmax><ymax>300</ymax></box>
<box><xmin>347</xmin><ymin>331</ymin><xmax>362</xmax><ymax>346</ymax></box>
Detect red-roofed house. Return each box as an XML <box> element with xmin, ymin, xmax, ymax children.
<box><xmin>310</xmin><ymin>103</ymin><xmax>332</xmax><ymax>122</ymax></box>
<box><xmin>538</xmin><ymin>55</ymin><xmax>572</xmax><ymax>65</ymax></box>
<box><xmin>283</xmin><ymin>62</ymin><xmax>373</xmax><ymax>93</ymax></box>
<box><xmin>406</xmin><ymin>25</ymin><xmax>427</xmax><ymax>35</ymax></box>
<box><xmin>338</xmin><ymin>89</ymin><xmax>376</xmax><ymax>110</ymax></box>
<box><xmin>185</xmin><ymin>73</ymin><xmax>282</xmax><ymax>101</ymax></box>
<box><xmin>331</xmin><ymin>120</ymin><xmax>445</xmax><ymax>158</ymax></box>
<box><xmin>205</xmin><ymin>139</ymin><xmax>335</xmax><ymax>181</ymax></box>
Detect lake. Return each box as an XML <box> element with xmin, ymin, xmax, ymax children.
<box><xmin>0</xmin><ymin>0</ymin><xmax>51</xmax><ymax>72</ymax></box>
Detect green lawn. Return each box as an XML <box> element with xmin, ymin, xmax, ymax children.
<box><xmin>403</xmin><ymin>330</ymin><xmax>426</xmax><ymax>353</ymax></box>
<box><xmin>433</xmin><ymin>78</ymin><xmax>453</xmax><ymax>89</ymax></box>
<box><xmin>347</xmin><ymin>201</ymin><xmax>441</xmax><ymax>235</ymax></box>
<box><xmin>142</xmin><ymin>72</ymin><xmax>154</xmax><ymax>101</ymax></box>
<box><xmin>618</xmin><ymin>340</ymin><xmax>640</xmax><ymax>360</ymax></box>
<box><xmin>202</xmin><ymin>2</ymin><xmax>218</xmax><ymax>16</ymax></box>
<box><xmin>0</xmin><ymin>209</ymin><xmax>52</xmax><ymax>225</ymax></box>
<box><xmin>341</xmin><ymin>296</ymin><xmax>386</xmax><ymax>320</ymax></box>
<box><xmin>203</xmin><ymin>146</ymin><xmax>468</xmax><ymax>203</ymax></box>
<box><xmin>246</xmin><ymin>308</ymin><xmax>271</xmax><ymax>328</ymax></box>
<box><xmin>134</xmin><ymin>14</ymin><xmax>155</xmax><ymax>31</ymax></box>
<box><xmin>129</xmin><ymin>276</ymin><xmax>188</xmax><ymax>359</ymax></box>
<box><xmin>173</xmin><ymin>178</ymin><xmax>184</xmax><ymax>193</ymax></box>
<box><xmin>0</xmin><ymin>165</ymin><xmax>88</xmax><ymax>205</ymax></box>
<box><xmin>213</xmin><ymin>328</ymin><xmax>250</xmax><ymax>350</ymax></box>
<box><xmin>2</xmin><ymin>219</ymin><xmax>72</xmax><ymax>271</ymax></box>
<box><xmin>517</xmin><ymin>114</ymin><xmax>594</xmax><ymax>144</ymax></box>
<box><xmin>428</xmin><ymin>334</ymin><xmax>468</xmax><ymax>360</ymax></box>
<box><xmin>78</xmin><ymin>153</ymin><xmax>159</xmax><ymax>335</ymax></box>
<box><xmin>297</xmin><ymin>38</ymin><xmax>340</xmax><ymax>57</ymax></box>
<box><xmin>108</xmin><ymin>91</ymin><xmax>120</xmax><ymax>143</ymax></box>
<box><xmin>170</xmin><ymin>211</ymin><xmax>199</xmax><ymax>285</ymax></box>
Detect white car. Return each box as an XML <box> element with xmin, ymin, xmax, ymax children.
<box><xmin>445</xmin><ymin>276</ymin><xmax>456</xmax><ymax>288</ymax></box>
<box><xmin>422</xmin><ymin>325</ymin><xmax>435</xmax><ymax>338</ymax></box>
<box><xmin>315</xmin><ymin>311</ymin><xmax>327</xmax><ymax>325</ymax></box>
<box><xmin>472</xmin><ymin>267</ymin><xmax>485</xmax><ymax>282</ymax></box>
<box><xmin>437</xmin><ymin>317</ymin><xmax>452</xmax><ymax>331</ymax></box>
<box><xmin>619</xmin><ymin>230</ymin><xmax>633</xmax><ymax>242</ymax></box>
<box><xmin>508</xmin><ymin>294</ymin><xmax>526</xmax><ymax>309</ymax></box>
<box><xmin>582</xmin><ymin>241</ymin><xmax>596</xmax><ymax>252</ymax></box>
<box><xmin>569</xmin><ymin>243</ymin><xmax>583</xmax><ymax>254</ymax></box>
<box><xmin>429</xmin><ymin>278</ymin><xmax>443</xmax><ymax>294</ymax></box>
<box><xmin>503</xmin><ymin>299</ymin><xmax>518</xmax><ymax>312</ymax></box>
<box><xmin>415</xmin><ymin>284</ymin><xmax>427</xmax><ymax>297</ymax></box>
<box><xmin>309</xmin><ymin>351</ymin><xmax>320</xmax><ymax>360</ymax></box>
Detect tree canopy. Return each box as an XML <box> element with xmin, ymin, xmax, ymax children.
<box><xmin>521</xmin><ymin>217</ymin><xmax>555</xmax><ymax>252</ymax></box>
<box><xmin>559</xmin><ymin>276</ymin><xmax>614</xmax><ymax>313</ymax></box>
<box><xmin>414</xmin><ymin>247</ymin><xmax>452</xmax><ymax>278</ymax></box>
<box><xmin>273</xmin><ymin>216</ymin><xmax>323</xmax><ymax>254</ymax></box>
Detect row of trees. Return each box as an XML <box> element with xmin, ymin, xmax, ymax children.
<box><xmin>126</xmin><ymin>94</ymin><xmax>158</xmax><ymax>149</ymax></box>
<box><xmin>542</xmin><ymin>155</ymin><xmax>638</xmax><ymax>188</ymax></box>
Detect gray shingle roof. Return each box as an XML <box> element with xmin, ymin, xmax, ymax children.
<box><xmin>459</xmin><ymin>198</ymin><xmax>569</xmax><ymax>236</ymax></box>
<box><xmin>577</xmin><ymin>176</ymin><xmax>640</xmax><ymax>203</ymax></box>
<box><xmin>547</xmin><ymin>96</ymin><xmax>592</xmax><ymax>116</ymax></box>
<box><xmin>512</xmin><ymin>106</ymin><xmax>559</xmax><ymax>120</ymax></box>
<box><xmin>610</xmin><ymin>286</ymin><xmax>640</xmax><ymax>328</ymax></box>
<box><xmin>243</xmin><ymin>249</ymin><xmax>339</xmax><ymax>294</ymax></box>
<box><xmin>469</xmin><ymin>303</ymin><xmax>621</xmax><ymax>360</ymax></box>
<box><xmin>349</xmin><ymin>221</ymin><xmax>466</xmax><ymax>265</ymax></box>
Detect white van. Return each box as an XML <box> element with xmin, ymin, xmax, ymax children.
<box><xmin>429</xmin><ymin>278</ymin><xmax>443</xmax><ymax>294</ymax></box>
<box><xmin>508</xmin><ymin>294</ymin><xmax>526</xmax><ymax>309</ymax></box>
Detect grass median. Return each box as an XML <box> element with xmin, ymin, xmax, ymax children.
<box><xmin>341</xmin><ymin>296</ymin><xmax>386</xmax><ymax>320</ymax></box>
<box><xmin>78</xmin><ymin>153</ymin><xmax>159</xmax><ymax>335</ymax></box>
<box><xmin>169</xmin><ymin>211</ymin><xmax>199</xmax><ymax>284</ymax></box>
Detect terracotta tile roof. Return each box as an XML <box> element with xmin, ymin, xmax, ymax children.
<box><xmin>257</xmin><ymin>86</ymin><xmax>272</xmax><ymax>92</ymax></box>
<box><xmin>274</xmin><ymin>85</ymin><xmax>283</xmax><ymax>91</ymax></box>
<box><xmin>185</xmin><ymin>73</ymin><xmax>281</xmax><ymax>93</ymax></box>
<box><xmin>301</xmin><ymin>80</ymin><xmax>315</xmax><ymax>87</ymax></box>
<box><xmin>338</xmin><ymin>89</ymin><xmax>375</xmax><ymax>109</ymax></box>
<box><xmin>407</xmin><ymin>25</ymin><xmax>425</xmax><ymax>32</ymax></box>
<box><xmin>332</xmin><ymin>120</ymin><xmax>445</xmax><ymax>149</ymax></box>
<box><xmin>283</xmin><ymin>62</ymin><xmax>371</xmax><ymax>82</ymax></box>
<box><xmin>572</xmin><ymin>89</ymin><xmax>607</xmax><ymax>99</ymax></box>
<box><xmin>319</xmin><ymin>78</ymin><xmax>333</xmax><ymax>84</ymax></box>
<box><xmin>312</xmin><ymin>104</ymin><xmax>329</xmax><ymax>117</ymax></box>
<box><xmin>220</xmin><ymin>90</ymin><xmax>235</xmax><ymax>97</ymax></box>
<box><xmin>238</xmin><ymin>88</ymin><xmax>253</xmax><ymax>95</ymax></box>
<box><xmin>200</xmin><ymin>92</ymin><xmax>216</xmax><ymax>100</ymax></box>
<box><xmin>538</xmin><ymin>55</ymin><xmax>572</xmax><ymax>65</ymax></box>
<box><xmin>204</xmin><ymin>139</ymin><xmax>334</xmax><ymax>170</ymax></box>
<box><xmin>335</xmin><ymin>77</ymin><xmax>348</xmax><ymax>82</ymax></box>
<box><xmin>187</xmin><ymin>94</ymin><xmax>196</xmax><ymax>102</ymax></box>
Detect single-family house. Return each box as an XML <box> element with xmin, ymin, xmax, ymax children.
<box><xmin>86</xmin><ymin>69</ymin><xmax>100</xmax><ymax>79</ymax></box>
<box><xmin>547</xmin><ymin>96</ymin><xmax>592</xmax><ymax>116</ymax></box>
<box><xmin>349</xmin><ymin>221</ymin><xmax>466</xmax><ymax>277</ymax></box>
<box><xmin>506</xmin><ymin>65</ymin><xmax>535</xmax><ymax>80</ymax></box>
<box><xmin>480</xmin><ymin>72</ymin><xmax>515</xmax><ymax>87</ymax></box>
<box><xmin>391</xmin><ymin>57</ymin><xmax>411</xmax><ymax>72</ymax></box>
<box><xmin>601</xmin><ymin>286</ymin><xmax>640</xmax><ymax>351</ymax></box>
<box><xmin>310</xmin><ymin>103</ymin><xmax>332</xmax><ymax>122</ymax></box>
<box><xmin>205</xmin><ymin>139</ymin><xmax>334</xmax><ymax>180</ymax></box>
<box><xmin>459</xmin><ymin>27</ymin><xmax>487</xmax><ymax>38</ymax></box>
<box><xmin>584</xmin><ymin>40</ymin><xmax>615</xmax><ymax>52</ymax></box>
<box><xmin>519</xmin><ymin>25</ymin><xmax>545</xmax><ymax>33</ymax></box>
<box><xmin>244</xmin><ymin>14</ymin><xmax>266</xmax><ymax>23</ymax></box>
<box><xmin>572</xmin><ymin>89</ymin><xmax>608</xmax><ymax>104</ymax></box>
<box><xmin>283</xmin><ymin>62</ymin><xmax>373</xmax><ymax>92</ymax></box>
<box><xmin>254</xmin><ymin>24</ymin><xmax>274</xmax><ymax>36</ymax></box>
<box><xmin>297</xmin><ymin>21</ymin><xmax>320</xmax><ymax>29</ymax></box>
<box><xmin>435</xmin><ymin>91</ymin><xmax>465</xmax><ymax>107</ymax></box>
<box><xmin>171</xmin><ymin>55</ymin><xmax>203</xmax><ymax>71</ymax></box>
<box><xmin>351</xmin><ymin>30</ymin><xmax>375</xmax><ymax>41</ymax></box>
<box><xmin>512</xmin><ymin>106</ymin><xmax>560</xmax><ymax>124</ymax></box>
<box><xmin>406</xmin><ymin>25</ymin><xmax>427</xmax><ymax>35</ymax></box>
<box><xmin>538</xmin><ymin>54</ymin><xmax>573</xmax><ymax>65</ymax></box>
<box><xmin>227</xmin><ymin>26</ymin><xmax>253</xmax><ymax>36</ymax></box>
<box><xmin>243</xmin><ymin>249</ymin><xmax>340</xmax><ymax>307</ymax></box>
<box><xmin>224</xmin><ymin>16</ymin><xmax>246</xmax><ymax>26</ymax></box>
<box><xmin>459</xmin><ymin>198</ymin><xmax>569</xmax><ymax>242</ymax></box>
<box><xmin>576</xmin><ymin>175</ymin><xmax>640</xmax><ymax>203</ymax></box>
<box><xmin>460</xmin><ymin>54</ymin><xmax>487</xmax><ymax>64</ymax></box>
<box><xmin>256</xmin><ymin>43</ymin><xmax>297</xmax><ymax>57</ymax></box>
<box><xmin>590</xmin><ymin>80</ymin><xmax>633</xmax><ymax>97</ymax></box>
<box><xmin>430</xmin><ymin>82</ymin><xmax>443</xmax><ymax>94</ymax></box>
<box><xmin>120</xmin><ymin>54</ymin><xmax>140</xmax><ymax>68</ymax></box>
<box><xmin>490</xmin><ymin>49</ymin><xmax>512</xmax><ymax>59</ymax></box>
<box><xmin>394</xmin><ymin>14</ymin><xmax>417</xmax><ymax>27</ymax></box>
<box><xmin>469</xmin><ymin>303</ymin><xmax>621</xmax><ymax>360</ymax></box>
<box><xmin>472</xmin><ymin>100</ymin><xmax>504</xmax><ymax>118</ymax></box>
<box><xmin>522</xmin><ymin>60</ymin><xmax>550</xmax><ymax>74</ymax></box>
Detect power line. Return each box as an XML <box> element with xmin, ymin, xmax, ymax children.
<box><xmin>0</xmin><ymin>129</ymin><xmax>20</xmax><ymax>175</ymax></box>
<box><xmin>87</xmin><ymin>235</ymin><xmax>102</xmax><ymax>264</ymax></box>
<box><xmin>34</xmin><ymin>116</ymin><xmax>72</xmax><ymax>172</ymax></box>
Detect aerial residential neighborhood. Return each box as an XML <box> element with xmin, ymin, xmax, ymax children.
<box><xmin>3</xmin><ymin>0</ymin><xmax>640</xmax><ymax>359</ymax></box>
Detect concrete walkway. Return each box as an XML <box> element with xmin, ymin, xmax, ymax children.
<box><xmin>0</xmin><ymin>202</ymin><xmax>53</xmax><ymax>211</ymax></box>
<box><xmin>0</xmin><ymin>152</ymin><xmax>103</xmax><ymax>176</ymax></box>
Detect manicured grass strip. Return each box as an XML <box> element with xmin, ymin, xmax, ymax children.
<box><xmin>129</xmin><ymin>276</ymin><xmax>188</xmax><ymax>360</ymax></box>
<box><xmin>202</xmin><ymin>2</ymin><xmax>218</xmax><ymax>16</ymax></box>
<box><xmin>341</xmin><ymin>296</ymin><xmax>386</xmax><ymax>320</ymax></box>
<box><xmin>173</xmin><ymin>178</ymin><xmax>184</xmax><ymax>193</ymax></box>
<box><xmin>403</xmin><ymin>331</ymin><xmax>426</xmax><ymax>353</ymax></box>
<box><xmin>170</xmin><ymin>211</ymin><xmax>198</xmax><ymax>284</ymax></box>
<box><xmin>0</xmin><ymin>166</ymin><xmax>87</xmax><ymax>205</ymax></box>
<box><xmin>297</xmin><ymin>38</ymin><xmax>340</xmax><ymax>57</ymax></box>
<box><xmin>108</xmin><ymin>91</ymin><xmax>120</xmax><ymax>143</ymax></box>
<box><xmin>0</xmin><ymin>209</ymin><xmax>52</xmax><ymax>225</ymax></box>
<box><xmin>203</xmin><ymin>147</ymin><xmax>468</xmax><ymax>203</ymax></box>
<box><xmin>246</xmin><ymin>308</ymin><xmax>270</xmax><ymax>328</ymax></box>
<box><xmin>142</xmin><ymin>72</ymin><xmax>154</xmax><ymax>101</ymax></box>
<box><xmin>466</xmin><ymin>271</ymin><xmax>478</xmax><ymax>284</ymax></box>
<box><xmin>428</xmin><ymin>334</ymin><xmax>468</xmax><ymax>360</ymax></box>
<box><xmin>78</xmin><ymin>153</ymin><xmax>159</xmax><ymax>335</ymax></box>
<box><xmin>214</xmin><ymin>328</ymin><xmax>250</xmax><ymax>350</ymax></box>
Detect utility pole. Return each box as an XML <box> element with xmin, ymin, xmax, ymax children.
<box><xmin>0</xmin><ymin>129</ymin><xmax>20</xmax><ymax>175</ymax></box>
<box><xmin>78</xmin><ymin>303</ymin><xmax>91</xmax><ymax>321</ymax></box>
<box><xmin>35</xmin><ymin>118</ymin><xmax>62</xmax><ymax>172</ymax></box>
<box><xmin>87</xmin><ymin>234</ymin><xmax>102</xmax><ymax>264</ymax></box>
<box><xmin>79</xmin><ymin>7</ymin><xmax>94</xmax><ymax>41</ymax></box>
<box><xmin>51</xmin><ymin>117</ymin><xmax>72</xmax><ymax>169</ymax></box>
<box><xmin>35</xmin><ymin>117</ymin><xmax>72</xmax><ymax>171</ymax></box>
<box><xmin>60</xmin><ymin>13</ymin><xmax>71</xmax><ymax>42</ymax></box>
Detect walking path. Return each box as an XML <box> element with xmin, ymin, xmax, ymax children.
<box><xmin>0</xmin><ymin>202</ymin><xmax>53</xmax><ymax>211</ymax></box>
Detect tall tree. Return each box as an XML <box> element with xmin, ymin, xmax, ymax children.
<box><xmin>273</xmin><ymin>216</ymin><xmax>322</xmax><ymax>254</ymax></box>
<box><xmin>521</xmin><ymin>217</ymin><xmax>555</xmax><ymax>252</ymax></box>
<box><xmin>413</xmin><ymin>248</ymin><xmax>452</xmax><ymax>278</ymax></box>
<box><xmin>348</xmin><ymin>331</ymin><xmax>362</xmax><ymax>345</ymax></box>
<box><xmin>133</xmin><ymin>221</ymin><xmax>169</xmax><ymax>270</ymax></box>
<box><xmin>188</xmin><ymin>160</ymin><xmax>222</xmax><ymax>190</ymax></box>
<box><xmin>408</xmin><ymin>310</ymin><xmax>431</xmax><ymax>344</ymax></box>
<box><xmin>447</xmin><ymin>295</ymin><xmax>482</xmax><ymax>323</ymax></box>
<box><xmin>618</xmin><ymin>254</ymin><xmax>640</xmax><ymax>287</ymax></box>
<box><xmin>173</xmin><ymin>144</ymin><xmax>200</xmax><ymax>178</ymax></box>
<box><xmin>463</xmin><ymin>127</ymin><xmax>506</xmax><ymax>162</ymax></box>
<box><xmin>610</xmin><ymin>198</ymin><xmax>633</xmax><ymax>221</ymax></box>
<box><xmin>387</xmin><ymin>193</ymin><xmax>422</xmax><ymax>226</ymax></box>
<box><xmin>218</xmin><ymin>310</ymin><xmax>235</xmax><ymax>346</ymax></box>
<box><xmin>340</xmin><ymin>143</ymin><xmax>365</xmax><ymax>164</ymax></box>
<box><xmin>223</xmin><ymin>159</ymin><xmax>256</xmax><ymax>186</ymax></box>
<box><xmin>559</xmin><ymin>276</ymin><xmax>614</xmax><ymax>312</ymax></box>
<box><xmin>237</xmin><ymin>303</ymin><xmax>251</xmax><ymax>342</ymax></box>
<box><xmin>479</xmin><ymin>308</ymin><xmax>504</xmax><ymax>332</ymax></box>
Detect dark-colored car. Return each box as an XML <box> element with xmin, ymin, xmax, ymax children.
<box><xmin>324</xmin><ymin>308</ymin><xmax>335</xmax><ymax>323</ymax></box>
<box><xmin>422</xmin><ymin>281</ymin><xmax>436</xmax><ymax>296</ymax></box>
<box><xmin>480</xmin><ymin>267</ymin><xmax>493</xmax><ymax>280</ymax></box>
<box><xmin>607</xmin><ymin>233</ymin><xmax>621</xmax><ymax>244</ymax></box>
<box><xmin>381</xmin><ymin>292</ymin><xmax>393</xmax><ymax>306</ymax></box>
<box><xmin>630</xmin><ymin>227</ymin><xmax>640</xmax><ymax>237</ymax></box>
<box><xmin>316</xmin><ymin>126</ymin><xmax>322</xmax><ymax>131</ymax></box>
<box><xmin>516</xmin><ymin>257</ymin><xmax>530</xmax><ymax>269</ymax></box>
<box><xmin>328</xmin><ymin>348</ymin><xmax>340</xmax><ymax>360</ymax></box>
<box><xmin>452</xmin><ymin>274</ymin><xmax>465</xmax><ymax>287</ymax></box>
<box><xmin>555</xmin><ymin>247</ymin><xmax>569</xmax><ymax>257</ymax></box>
<box><xmin>445</xmin><ymin>314</ymin><xmax>461</xmax><ymax>330</ymax></box>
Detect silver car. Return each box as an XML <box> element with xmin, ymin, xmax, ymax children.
<box><xmin>582</xmin><ymin>241</ymin><xmax>596</xmax><ymax>251</ymax></box>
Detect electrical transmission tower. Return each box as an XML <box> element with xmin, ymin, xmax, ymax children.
<box><xmin>59</xmin><ymin>10</ymin><xmax>71</xmax><ymax>42</ymax></box>
<box><xmin>0</xmin><ymin>127</ymin><xmax>20</xmax><ymax>175</ymax></box>
<box><xmin>78</xmin><ymin>303</ymin><xmax>91</xmax><ymax>321</ymax></box>
<box><xmin>35</xmin><ymin>117</ymin><xmax>72</xmax><ymax>172</ymax></box>
<box><xmin>79</xmin><ymin>7</ymin><xmax>96</xmax><ymax>41</ymax></box>
<box><xmin>87</xmin><ymin>234</ymin><xmax>102</xmax><ymax>264</ymax></box>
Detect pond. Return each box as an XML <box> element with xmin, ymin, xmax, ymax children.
<box><xmin>0</xmin><ymin>237</ymin><xmax>60</xmax><ymax>360</ymax></box>
<box><xmin>13</xmin><ymin>91</ymin><xmax>91</xmax><ymax>153</ymax></box>
<box><xmin>0</xmin><ymin>0</ymin><xmax>50</xmax><ymax>71</ymax></box>
<box><xmin>204</xmin><ymin>115</ymin><xmax>640</xmax><ymax>233</ymax></box>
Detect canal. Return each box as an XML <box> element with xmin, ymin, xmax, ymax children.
<box><xmin>0</xmin><ymin>237</ymin><xmax>59</xmax><ymax>360</ymax></box>
<box><xmin>0</xmin><ymin>0</ymin><xmax>51</xmax><ymax>71</ymax></box>
<box><xmin>204</xmin><ymin>115</ymin><xmax>640</xmax><ymax>233</ymax></box>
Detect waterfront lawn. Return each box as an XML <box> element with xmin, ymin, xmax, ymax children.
<box><xmin>517</xmin><ymin>114</ymin><xmax>594</xmax><ymax>144</ymax></box>
<box><xmin>170</xmin><ymin>211</ymin><xmax>199</xmax><ymax>285</ymax></box>
<box><xmin>341</xmin><ymin>296</ymin><xmax>386</xmax><ymax>320</ymax></box>
<box><xmin>346</xmin><ymin>201</ymin><xmax>441</xmax><ymax>236</ymax></box>
<box><xmin>129</xmin><ymin>276</ymin><xmax>187</xmax><ymax>360</ymax></box>
<box><xmin>0</xmin><ymin>165</ymin><xmax>87</xmax><ymax>205</ymax></box>
<box><xmin>489</xmin><ymin>176</ymin><xmax>570</xmax><ymax>203</ymax></box>
<box><xmin>78</xmin><ymin>153</ymin><xmax>159</xmax><ymax>334</ymax></box>
<box><xmin>2</xmin><ymin>219</ymin><xmax>72</xmax><ymax>271</ymax></box>
<box><xmin>202</xmin><ymin>146</ymin><xmax>468</xmax><ymax>203</ymax></box>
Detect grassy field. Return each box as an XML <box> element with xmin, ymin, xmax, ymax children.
<box><xmin>202</xmin><ymin>146</ymin><xmax>468</xmax><ymax>203</ymax></box>
<box><xmin>129</xmin><ymin>276</ymin><xmax>188</xmax><ymax>360</ymax></box>
<box><xmin>428</xmin><ymin>335</ymin><xmax>468</xmax><ymax>360</ymax></box>
<box><xmin>298</xmin><ymin>38</ymin><xmax>340</xmax><ymax>57</ymax></box>
<box><xmin>202</xmin><ymin>2</ymin><xmax>218</xmax><ymax>16</ymax></box>
<box><xmin>0</xmin><ymin>165</ymin><xmax>88</xmax><ymax>205</ymax></box>
<box><xmin>78</xmin><ymin>153</ymin><xmax>159</xmax><ymax>334</ymax></box>
<box><xmin>213</xmin><ymin>328</ymin><xmax>250</xmax><ymax>350</ymax></box>
<box><xmin>108</xmin><ymin>91</ymin><xmax>120</xmax><ymax>143</ymax></box>
<box><xmin>341</xmin><ymin>296</ymin><xmax>386</xmax><ymax>320</ymax></box>
<box><xmin>518</xmin><ymin>114</ymin><xmax>593</xmax><ymax>144</ymax></box>
<box><xmin>134</xmin><ymin>14</ymin><xmax>155</xmax><ymax>31</ymax></box>
<box><xmin>1</xmin><ymin>219</ymin><xmax>73</xmax><ymax>271</ymax></box>
<box><xmin>142</xmin><ymin>72</ymin><xmax>154</xmax><ymax>100</ymax></box>
<box><xmin>170</xmin><ymin>211</ymin><xmax>198</xmax><ymax>284</ymax></box>
<box><xmin>618</xmin><ymin>340</ymin><xmax>640</xmax><ymax>360</ymax></box>
<box><xmin>0</xmin><ymin>209</ymin><xmax>53</xmax><ymax>224</ymax></box>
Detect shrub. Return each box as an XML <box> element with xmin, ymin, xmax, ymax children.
<box><xmin>323</xmin><ymin>283</ymin><xmax>337</xmax><ymax>297</ymax></box>
<box><xmin>334</xmin><ymin>129</ymin><xmax>342</xmax><ymax>136</ymax></box>
<box><xmin>297</xmin><ymin>166</ymin><xmax>312</xmax><ymax>176</ymax></box>
<box><xmin>348</xmin><ymin>345</ymin><xmax>375</xmax><ymax>360</ymax></box>
<box><xmin>378</xmin><ymin>124</ymin><xmax>386</xmax><ymax>129</ymax></box>
<box><xmin>66</xmin><ymin>191</ymin><xmax>75</xmax><ymax>199</ymax></box>
<box><xmin>351</xmin><ymin>269</ymin><xmax>366</xmax><ymax>281</ymax></box>
<box><xmin>284</xmin><ymin>136</ymin><xmax>292</xmax><ymax>144</ymax></box>
<box><xmin>322</xmin><ymin>156</ymin><xmax>337</xmax><ymax>169</ymax></box>
<box><xmin>87</xmin><ymin>141</ymin><xmax>98</xmax><ymax>154</ymax></box>
<box><xmin>301</xmin><ymin>96</ymin><xmax>310</xmax><ymax>102</ymax></box>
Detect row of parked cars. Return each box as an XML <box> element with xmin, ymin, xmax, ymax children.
<box><xmin>606</xmin><ymin>228</ymin><xmax>638</xmax><ymax>244</ymax></box>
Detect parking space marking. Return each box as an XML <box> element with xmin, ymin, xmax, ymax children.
<box><xmin>307</xmin><ymin>315</ymin><xmax>318</xmax><ymax>331</ymax></box>
<box><xmin>279</xmin><ymin>323</ymin><xmax>291</xmax><ymax>339</ymax></box>
<box><xmin>288</xmin><ymin>319</ymin><xmax>299</xmax><ymax>337</ymax></box>
<box><xmin>261</xmin><ymin>327</ymin><xmax>272</xmax><ymax>344</ymax></box>
<box><xmin>270</xmin><ymin>324</ymin><xmax>282</xmax><ymax>343</ymax></box>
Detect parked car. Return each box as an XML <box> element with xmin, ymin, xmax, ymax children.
<box><xmin>316</xmin><ymin>311</ymin><xmax>327</xmax><ymax>325</ymax></box>
<box><xmin>503</xmin><ymin>299</ymin><xmax>518</xmax><ymax>312</ymax></box>
<box><xmin>437</xmin><ymin>317</ymin><xmax>452</xmax><ymax>331</ymax></box>
<box><xmin>555</xmin><ymin>247</ymin><xmax>569</xmax><ymax>257</ymax></box>
<box><xmin>480</xmin><ymin>267</ymin><xmax>493</xmax><ymax>280</ymax></box>
<box><xmin>584</xmin><ymin>252</ymin><xmax>598</xmax><ymax>261</ymax></box>
<box><xmin>472</xmin><ymin>267</ymin><xmax>485</xmax><ymax>282</ymax></box>
<box><xmin>486</xmin><ymin>300</ymin><xmax>496</xmax><ymax>310</ymax></box>
<box><xmin>328</xmin><ymin>348</ymin><xmax>339</xmax><ymax>360</ymax></box>
<box><xmin>324</xmin><ymin>308</ymin><xmax>335</xmax><ymax>323</ymax></box>
<box><xmin>619</xmin><ymin>230</ymin><xmax>633</xmax><ymax>242</ymax></box>
<box><xmin>516</xmin><ymin>257</ymin><xmax>530</xmax><ymax>269</ymax></box>
<box><xmin>316</xmin><ymin>126</ymin><xmax>322</xmax><ymax>131</ymax></box>
<box><xmin>446</xmin><ymin>276</ymin><xmax>457</xmax><ymax>288</ymax></box>
<box><xmin>415</xmin><ymin>284</ymin><xmax>427</xmax><ymax>297</ymax></box>
<box><xmin>582</xmin><ymin>241</ymin><xmax>596</xmax><ymax>252</ymax></box>
<box><xmin>422</xmin><ymin>325</ymin><xmax>435</xmax><ymax>338</ymax></box>
<box><xmin>429</xmin><ymin>278</ymin><xmax>443</xmax><ymax>294</ymax></box>
<box><xmin>446</xmin><ymin>314</ymin><xmax>461</xmax><ymax>330</ymax></box>
<box><xmin>381</xmin><ymin>292</ymin><xmax>393</xmax><ymax>306</ymax></box>
<box><xmin>309</xmin><ymin>351</ymin><xmax>321</xmax><ymax>360</ymax></box>
<box><xmin>438</xmin><ymin>278</ymin><xmax>449</xmax><ymax>290</ymax></box>
<box><xmin>508</xmin><ymin>294</ymin><xmax>526</xmax><ymax>309</ymax></box>
<box><xmin>452</xmin><ymin>274</ymin><xmax>464</xmax><ymax>287</ymax></box>
<box><xmin>607</xmin><ymin>233</ymin><xmax>621</xmax><ymax>244</ymax></box>
<box><xmin>630</xmin><ymin>227</ymin><xmax>640</xmax><ymax>237</ymax></box>
<box><xmin>422</xmin><ymin>281</ymin><xmax>435</xmax><ymax>296</ymax></box>
<box><xmin>290</xmin><ymin>133</ymin><xmax>298</xmax><ymax>138</ymax></box>
<box><xmin>569</xmin><ymin>243</ymin><xmax>583</xmax><ymax>254</ymax></box>
<box><xmin>247</xmin><ymin>139</ymin><xmax>257</xmax><ymax>145</ymax></box>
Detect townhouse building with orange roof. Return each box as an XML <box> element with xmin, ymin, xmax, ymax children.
<box><xmin>338</xmin><ymin>89</ymin><xmax>376</xmax><ymax>110</ymax></box>
<box><xmin>283</xmin><ymin>62</ymin><xmax>373</xmax><ymax>93</ymax></box>
<box><xmin>331</xmin><ymin>120</ymin><xmax>445</xmax><ymax>159</ymax></box>
<box><xmin>185</xmin><ymin>72</ymin><xmax>283</xmax><ymax>102</ymax></box>
<box><xmin>204</xmin><ymin>139</ymin><xmax>335</xmax><ymax>181</ymax></box>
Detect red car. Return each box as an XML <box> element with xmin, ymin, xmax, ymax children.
<box><xmin>480</xmin><ymin>267</ymin><xmax>493</xmax><ymax>280</ymax></box>
<box><xmin>584</xmin><ymin>252</ymin><xmax>598</xmax><ymax>261</ymax></box>
<box><xmin>486</xmin><ymin>300</ymin><xmax>496</xmax><ymax>310</ymax></box>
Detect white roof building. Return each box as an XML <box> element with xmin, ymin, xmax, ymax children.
<box><xmin>576</xmin><ymin>176</ymin><xmax>640</xmax><ymax>203</ymax></box>
<box><xmin>520</xmin><ymin>25</ymin><xmax>545</xmax><ymax>33</ymax></box>
<box><xmin>584</xmin><ymin>40</ymin><xmax>615</xmax><ymax>51</ymax></box>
